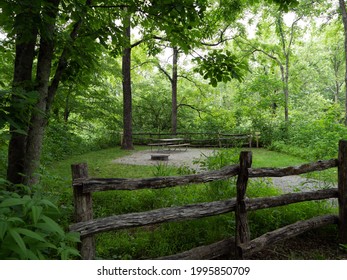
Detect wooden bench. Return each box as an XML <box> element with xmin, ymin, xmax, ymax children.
<box><xmin>167</xmin><ymin>143</ymin><xmax>190</xmax><ymax>151</ymax></box>
<box><xmin>148</xmin><ymin>142</ymin><xmax>175</xmax><ymax>151</ymax></box>
<box><xmin>151</xmin><ymin>154</ymin><xmax>170</xmax><ymax>161</ymax></box>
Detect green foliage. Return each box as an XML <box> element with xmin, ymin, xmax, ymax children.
<box><xmin>194</xmin><ymin>50</ymin><xmax>248</xmax><ymax>86</ymax></box>
<box><xmin>133</xmin><ymin>86</ymin><xmax>171</xmax><ymax>133</ymax></box>
<box><xmin>268</xmin><ymin>104</ymin><xmax>347</xmax><ymax>160</ymax></box>
<box><xmin>195</xmin><ymin>148</ymin><xmax>240</xmax><ymax>171</ymax></box>
<box><xmin>0</xmin><ymin>89</ymin><xmax>39</xmax><ymax>133</ymax></box>
<box><xmin>0</xmin><ymin>185</ymin><xmax>80</xmax><ymax>259</ymax></box>
<box><xmin>41</xmin><ymin>122</ymin><xmax>89</xmax><ymax>164</ymax></box>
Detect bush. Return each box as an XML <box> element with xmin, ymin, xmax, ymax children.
<box><xmin>0</xmin><ymin>184</ymin><xmax>80</xmax><ymax>259</ymax></box>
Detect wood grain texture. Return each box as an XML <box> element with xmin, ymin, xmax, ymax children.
<box><xmin>70</xmin><ymin>199</ymin><xmax>237</xmax><ymax>237</ymax></box>
<box><xmin>249</xmin><ymin>159</ymin><xmax>337</xmax><ymax>178</ymax></box>
<box><xmin>73</xmin><ymin>164</ymin><xmax>240</xmax><ymax>193</ymax></box>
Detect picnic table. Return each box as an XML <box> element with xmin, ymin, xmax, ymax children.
<box><xmin>148</xmin><ymin>138</ymin><xmax>190</xmax><ymax>152</ymax></box>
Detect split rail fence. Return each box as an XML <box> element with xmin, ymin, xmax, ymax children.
<box><xmin>69</xmin><ymin>140</ymin><xmax>347</xmax><ymax>259</ymax></box>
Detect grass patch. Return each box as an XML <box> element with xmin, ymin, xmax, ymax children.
<box><xmin>249</xmin><ymin>148</ymin><xmax>306</xmax><ymax>168</ymax></box>
<box><xmin>251</xmin><ymin>148</ymin><xmax>338</xmax><ymax>183</ymax></box>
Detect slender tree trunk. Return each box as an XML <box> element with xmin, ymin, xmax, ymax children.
<box><xmin>23</xmin><ymin>0</ymin><xmax>60</xmax><ymax>185</ymax></box>
<box><xmin>284</xmin><ymin>54</ymin><xmax>289</xmax><ymax>123</ymax></box>
<box><xmin>7</xmin><ymin>6</ymin><xmax>39</xmax><ymax>184</ymax></box>
<box><xmin>339</xmin><ymin>0</ymin><xmax>347</xmax><ymax>125</ymax></box>
<box><xmin>121</xmin><ymin>13</ymin><xmax>133</xmax><ymax>150</ymax></box>
<box><xmin>171</xmin><ymin>47</ymin><xmax>178</xmax><ymax>135</ymax></box>
<box><xmin>64</xmin><ymin>91</ymin><xmax>71</xmax><ymax>122</ymax></box>
<box><xmin>277</xmin><ymin>15</ymin><xmax>290</xmax><ymax>124</ymax></box>
<box><xmin>335</xmin><ymin>80</ymin><xmax>340</xmax><ymax>104</ymax></box>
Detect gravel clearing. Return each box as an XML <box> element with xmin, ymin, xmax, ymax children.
<box><xmin>113</xmin><ymin>148</ymin><xmax>337</xmax><ymax>194</ymax></box>
<box><xmin>112</xmin><ymin>148</ymin><xmax>216</xmax><ymax>171</ymax></box>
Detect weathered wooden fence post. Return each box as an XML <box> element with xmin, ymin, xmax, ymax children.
<box><xmin>71</xmin><ymin>163</ymin><xmax>95</xmax><ymax>259</ymax></box>
<box><xmin>235</xmin><ymin>151</ymin><xmax>252</xmax><ymax>259</ymax></box>
<box><xmin>338</xmin><ymin>140</ymin><xmax>347</xmax><ymax>244</ymax></box>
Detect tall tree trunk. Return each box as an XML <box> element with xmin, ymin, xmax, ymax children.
<box><xmin>121</xmin><ymin>14</ymin><xmax>134</xmax><ymax>150</ymax></box>
<box><xmin>7</xmin><ymin>0</ymin><xmax>88</xmax><ymax>185</ymax></box>
<box><xmin>7</xmin><ymin>6</ymin><xmax>39</xmax><ymax>184</ymax></box>
<box><xmin>277</xmin><ymin>15</ymin><xmax>290</xmax><ymax>124</ymax></box>
<box><xmin>339</xmin><ymin>0</ymin><xmax>347</xmax><ymax>126</ymax></box>
<box><xmin>171</xmin><ymin>47</ymin><xmax>178</xmax><ymax>135</ymax></box>
<box><xmin>284</xmin><ymin>53</ymin><xmax>289</xmax><ymax>123</ymax></box>
<box><xmin>23</xmin><ymin>0</ymin><xmax>60</xmax><ymax>185</ymax></box>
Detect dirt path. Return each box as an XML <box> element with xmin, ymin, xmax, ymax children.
<box><xmin>113</xmin><ymin>148</ymin><xmax>336</xmax><ymax>193</ymax></box>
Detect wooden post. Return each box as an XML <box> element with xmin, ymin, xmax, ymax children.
<box><xmin>71</xmin><ymin>163</ymin><xmax>95</xmax><ymax>260</ymax></box>
<box><xmin>338</xmin><ymin>140</ymin><xmax>347</xmax><ymax>244</ymax></box>
<box><xmin>235</xmin><ymin>151</ymin><xmax>252</xmax><ymax>259</ymax></box>
<box><xmin>218</xmin><ymin>131</ymin><xmax>222</xmax><ymax>148</ymax></box>
<box><xmin>119</xmin><ymin>132</ymin><xmax>123</xmax><ymax>146</ymax></box>
<box><xmin>255</xmin><ymin>132</ymin><xmax>260</xmax><ymax>148</ymax></box>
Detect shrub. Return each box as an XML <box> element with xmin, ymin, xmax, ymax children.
<box><xmin>0</xmin><ymin>184</ymin><xmax>80</xmax><ymax>259</ymax></box>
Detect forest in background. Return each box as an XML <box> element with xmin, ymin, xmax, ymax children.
<box><xmin>1</xmin><ymin>0</ymin><xmax>347</xmax><ymax>259</ymax></box>
<box><xmin>1</xmin><ymin>0</ymin><xmax>347</xmax><ymax>178</ymax></box>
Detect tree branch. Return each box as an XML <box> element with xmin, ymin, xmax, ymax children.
<box><xmin>178</xmin><ymin>74</ymin><xmax>204</xmax><ymax>95</ymax></box>
<box><xmin>177</xmin><ymin>103</ymin><xmax>204</xmax><ymax>119</ymax></box>
<box><xmin>157</xmin><ymin>63</ymin><xmax>173</xmax><ymax>83</ymax></box>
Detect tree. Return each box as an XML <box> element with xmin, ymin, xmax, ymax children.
<box><xmin>102</xmin><ymin>0</ymin><xmax>210</xmax><ymax>149</ymax></box>
<box><xmin>239</xmin><ymin>8</ymin><xmax>303</xmax><ymax>124</ymax></box>
<box><xmin>1</xmin><ymin>0</ymin><xmax>113</xmax><ymax>185</ymax></box>
<box><xmin>157</xmin><ymin>46</ymin><xmax>180</xmax><ymax>135</ymax></box>
<box><xmin>4</xmin><ymin>0</ymin><xmax>61</xmax><ymax>185</ymax></box>
<box><xmin>121</xmin><ymin>12</ymin><xmax>133</xmax><ymax>150</ymax></box>
<box><xmin>339</xmin><ymin>0</ymin><xmax>347</xmax><ymax>125</ymax></box>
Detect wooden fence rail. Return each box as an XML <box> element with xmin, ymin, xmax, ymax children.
<box><xmin>69</xmin><ymin>140</ymin><xmax>347</xmax><ymax>259</ymax></box>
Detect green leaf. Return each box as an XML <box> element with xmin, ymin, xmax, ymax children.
<box><xmin>39</xmin><ymin>199</ymin><xmax>59</xmax><ymax>210</ymax></box>
<box><xmin>60</xmin><ymin>247</ymin><xmax>80</xmax><ymax>260</ymax></box>
<box><xmin>0</xmin><ymin>221</ymin><xmax>8</xmax><ymax>240</ymax></box>
<box><xmin>65</xmin><ymin>231</ymin><xmax>81</xmax><ymax>243</ymax></box>
<box><xmin>7</xmin><ymin>217</ymin><xmax>25</xmax><ymax>224</ymax></box>
<box><xmin>25</xmin><ymin>249</ymin><xmax>40</xmax><ymax>260</ymax></box>
<box><xmin>0</xmin><ymin>198</ymin><xmax>26</xmax><ymax>208</ymax></box>
<box><xmin>31</xmin><ymin>206</ymin><xmax>43</xmax><ymax>224</ymax></box>
<box><xmin>15</xmin><ymin>228</ymin><xmax>45</xmax><ymax>242</ymax></box>
<box><xmin>41</xmin><ymin>215</ymin><xmax>65</xmax><ymax>236</ymax></box>
<box><xmin>9</xmin><ymin>228</ymin><xmax>27</xmax><ymax>257</ymax></box>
